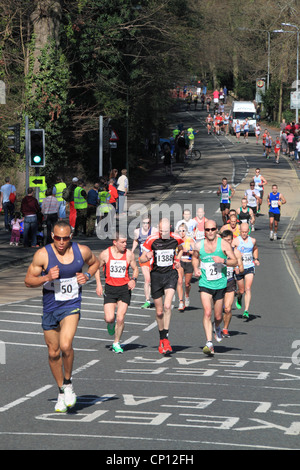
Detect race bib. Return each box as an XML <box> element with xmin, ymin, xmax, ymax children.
<box><xmin>54</xmin><ymin>277</ymin><xmax>79</xmax><ymax>301</ymax></box>
<box><xmin>242</xmin><ymin>253</ymin><xmax>253</xmax><ymax>264</ymax></box>
<box><xmin>156</xmin><ymin>249</ymin><xmax>174</xmax><ymax>267</ymax></box>
<box><xmin>110</xmin><ymin>259</ymin><xmax>127</xmax><ymax>278</ymax></box>
<box><xmin>271</xmin><ymin>200</ymin><xmax>279</xmax><ymax>208</ymax></box>
<box><xmin>203</xmin><ymin>262</ymin><xmax>223</xmax><ymax>280</ymax></box>
<box><xmin>227</xmin><ymin>266</ymin><xmax>234</xmax><ymax>279</ymax></box>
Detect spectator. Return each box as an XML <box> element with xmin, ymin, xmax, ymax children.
<box><xmin>10</xmin><ymin>211</ymin><xmax>24</xmax><ymax>246</ymax></box>
<box><xmin>162</xmin><ymin>144</ymin><xmax>172</xmax><ymax>176</ymax></box>
<box><xmin>108</xmin><ymin>178</ymin><xmax>118</xmax><ymax>210</ymax></box>
<box><xmin>41</xmin><ymin>188</ymin><xmax>59</xmax><ymax>244</ymax></box>
<box><xmin>21</xmin><ymin>187</ymin><xmax>40</xmax><ymax>247</ymax></box>
<box><xmin>0</xmin><ymin>176</ymin><xmax>16</xmax><ymax>231</ymax></box>
<box><xmin>68</xmin><ymin>177</ymin><xmax>78</xmax><ymax>231</ymax></box>
<box><xmin>53</xmin><ymin>176</ymin><xmax>67</xmax><ymax>219</ymax></box>
<box><xmin>86</xmin><ymin>182</ymin><xmax>100</xmax><ymax>236</ymax></box>
<box><xmin>117</xmin><ymin>169</ymin><xmax>128</xmax><ymax>216</ymax></box>
<box><xmin>74</xmin><ymin>179</ymin><xmax>87</xmax><ymax>235</ymax></box>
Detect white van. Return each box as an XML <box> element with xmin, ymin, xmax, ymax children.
<box><xmin>229</xmin><ymin>101</ymin><xmax>257</xmax><ymax>135</ymax></box>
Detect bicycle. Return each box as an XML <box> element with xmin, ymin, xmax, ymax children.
<box><xmin>186</xmin><ymin>148</ymin><xmax>201</xmax><ymax>161</ymax></box>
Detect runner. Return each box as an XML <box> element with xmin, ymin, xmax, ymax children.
<box><xmin>255</xmin><ymin>123</ymin><xmax>261</xmax><ymax>144</ymax></box>
<box><xmin>176</xmin><ymin>222</ymin><xmax>195</xmax><ymax>311</ymax></box>
<box><xmin>131</xmin><ymin>215</ymin><xmax>158</xmax><ymax>308</ymax></box>
<box><xmin>206</xmin><ymin>113</ymin><xmax>213</xmax><ymax>134</ymax></box>
<box><xmin>242</xmin><ymin>118</ymin><xmax>249</xmax><ymax>143</ymax></box>
<box><xmin>217</xmin><ymin>177</ymin><xmax>235</xmax><ymax>224</ymax></box>
<box><xmin>24</xmin><ymin>220</ymin><xmax>100</xmax><ymax>412</ymax></box>
<box><xmin>220</xmin><ymin>230</ymin><xmax>244</xmax><ymax>338</ymax></box>
<box><xmin>192</xmin><ymin>219</ymin><xmax>237</xmax><ymax>356</ymax></box>
<box><xmin>265</xmin><ymin>131</ymin><xmax>273</xmax><ymax>159</ymax></box>
<box><xmin>262</xmin><ymin>129</ymin><xmax>268</xmax><ymax>156</ymax></box>
<box><xmin>234</xmin><ymin>120</ymin><xmax>241</xmax><ymax>143</ymax></box>
<box><xmin>95</xmin><ymin>232</ymin><xmax>139</xmax><ymax>354</ymax></box>
<box><xmin>236</xmin><ymin>198</ymin><xmax>255</xmax><ymax>233</ymax></box>
<box><xmin>274</xmin><ymin>135</ymin><xmax>281</xmax><ymax>164</ymax></box>
<box><xmin>252</xmin><ymin>168</ymin><xmax>267</xmax><ymax>213</ymax></box>
<box><xmin>193</xmin><ymin>206</ymin><xmax>208</xmax><ymax>241</ymax></box>
<box><xmin>244</xmin><ymin>181</ymin><xmax>262</xmax><ymax>231</ymax></box>
<box><xmin>175</xmin><ymin>208</ymin><xmax>197</xmax><ymax>236</ymax></box>
<box><xmin>219</xmin><ymin>213</ymin><xmax>241</xmax><ymax>238</ymax></box>
<box><xmin>267</xmin><ymin>184</ymin><xmax>287</xmax><ymax>240</ymax></box>
<box><xmin>140</xmin><ymin>218</ymin><xmax>184</xmax><ymax>354</ymax></box>
<box><xmin>232</xmin><ymin>223</ymin><xmax>260</xmax><ymax>320</ymax></box>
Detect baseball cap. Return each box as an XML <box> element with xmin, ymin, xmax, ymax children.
<box><xmin>72</xmin><ymin>177</ymin><xmax>79</xmax><ymax>182</ymax></box>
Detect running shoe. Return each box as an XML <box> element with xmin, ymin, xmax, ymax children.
<box><xmin>178</xmin><ymin>301</ymin><xmax>185</xmax><ymax>311</ymax></box>
<box><xmin>236</xmin><ymin>296</ymin><xmax>242</xmax><ymax>310</ymax></box>
<box><xmin>273</xmin><ymin>233</ymin><xmax>277</xmax><ymax>240</ymax></box>
<box><xmin>158</xmin><ymin>340</ymin><xmax>166</xmax><ymax>354</ymax></box>
<box><xmin>63</xmin><ymin>383</ymin><xmax>77</xmax><ymax>408</ymax></box>
<box><xmin>270</xmin><ymin>231</ymin><xmax>274</xmax><ymax>240</ymax></box>
<box><xmin>214</xmin><ymin>325</ymin><xmax>223</xmax><ymax>343</ymax></box>
<box><xmin>112</xmin><ymin>342</ymin><xmax>123</xmax><ymax>354</ymax></box>
<box><xmin>243</xmin><ymin>310</ymin><xmax>249</xmax><ymax>319</ymax></box>
<box><xmin>222</xmin><ymin>328</ymin><xmax>230</xmax><ymax>338</ymax></box>
<box><xmin>141</xmin><ymin>300</ymin><xmax>151</xmax><ymax>309</ymax></box>
<box><xmin>163</xmin><ymin>338</ymin><xmax>173</xmax><ymax>353</ymax></box>
<box><xmin>203</xmin><ymin>343</ymin><xmax>214</xmax><ymax>356</ymax></box>
<box><xmin>107</xmin><ymin>322</ymin><xmax>115</xmax><ymax>336</ymax></box>
<box><xmin>185</xmin><ymin>297</ymin><xmax>190</xmax><ymax>307</ymax></box>
<box><xmin>55</xmin><ymin>393</ymin><xmax>67</xmax><ymax>413</ymax></box>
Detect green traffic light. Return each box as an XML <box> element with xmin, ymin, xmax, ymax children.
<box><xmin>33</xmin><ymin>155</ymin><xmax>42</xmax><ymax>163</ymax></box>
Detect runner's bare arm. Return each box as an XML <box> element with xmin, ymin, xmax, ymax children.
<box><xmin>95</xmin><ymin>249</ymin><xmax>108</xmax><ymax>296</ymax></box>
<box><xmin>24</xmin><ymin>248</ymin><xmax>58</xmax><ymax>288</ymax></box>
<box><xmin>76</xmin><ymin>245</ymin><xmax>100</xmax><ymax>285</ymax></box>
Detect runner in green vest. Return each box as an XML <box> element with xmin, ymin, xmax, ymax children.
<box><xmin>192</xmin><ymin>219</ymin><xmax>237</xmax><ymax>356</ymax></box>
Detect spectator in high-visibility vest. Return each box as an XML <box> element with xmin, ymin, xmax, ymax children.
<box><xmin>74</xmin><ymin>179</ymin><xmax>87</xmax><ymax>236</ymax></box>
<box><xmin>38</xmin><ymin>182</ymin><xmax>47</xmax><ymax>207</ymax></box>
<box><xmin>53</xmin><ymin>176</ymin><xmax>67</xmax><ymax>219</ymax></box>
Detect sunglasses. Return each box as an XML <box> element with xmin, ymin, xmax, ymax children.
<box><xmin>53</xmin><ymin>235</ymin><xmax>71</xmax><ymax>241</ymax></box>
<box><xmin>205</xmin><ymin>227</ymin><xmax>217</xmax><ymax>232</ymax></box>
<box><xmin>143</xmin><ymin>221</ymin><xmax>150</xmax><ymax>224</ymax></box>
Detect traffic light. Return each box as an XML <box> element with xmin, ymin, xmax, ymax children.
<box><xmin>7</xmin><ymin>123</ymin><xmax>21</xmax><ymax>153</ymax></box>
<box><xmin>29</xmin><ymin>129</ymin><xmax>45</xmax><ymax>167</ymax></box>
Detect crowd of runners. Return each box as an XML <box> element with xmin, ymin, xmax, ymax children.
<box><xmin>24</xmin><ymin>165</ymin><xmax>287</xmax><ymax>412</ymax></box>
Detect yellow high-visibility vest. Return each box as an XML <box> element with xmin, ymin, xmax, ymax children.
<box><xmin>74</xmin><ymin>186</ymin><xmax>87</xmax><ymax>209</ymax></box>
<box><xmin>55</xmin><ymin>182</ymin><xmax>66</xmax><ymax>201</ymax></box>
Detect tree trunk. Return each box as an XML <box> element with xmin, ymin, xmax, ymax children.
<box><xmin>30</xmin><ymin>0</ymin><xmax>62</xmax><ymax>76</ymax></box>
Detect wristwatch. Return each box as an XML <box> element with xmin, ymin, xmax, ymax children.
<box><xmin>131</xmin><ymin>277</ymin><xmax>137</xmax><ymax>282</ymax></box>
<box><xmin>84</xmin><ymin>272</ymin><xmax>91</xmax><ymax>280</ymax></box>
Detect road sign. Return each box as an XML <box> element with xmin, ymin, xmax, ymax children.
<box><xmin>29</xmin><ymin>176</ymin><xmax>46</xmax><ymax>187</ymax></box>
<box><xmin>110</xmin><ymin>129</ymin><xmax>119</xmax><ymax>141</ymax></box>
<box><xmin>290</xmin><ymin>91</ymin><xmax>300</xmax><ymax>109</ymax></box>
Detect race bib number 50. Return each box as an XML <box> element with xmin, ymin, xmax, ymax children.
<box><xmin>54</xmin><ymin>277</ymin><xmax>79</xmax><ymax>301</ymax></box>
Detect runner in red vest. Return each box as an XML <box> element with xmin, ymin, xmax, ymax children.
<box><xmin>96</xmin><ymin>232</ymin><xmax>139</xmax><ymax>354</ymax></box>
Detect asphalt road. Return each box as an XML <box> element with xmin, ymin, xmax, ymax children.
<box><xmin>0</xmin><ymin>105</ymin><xmax>300</xmax><ymax>454</ymax></box>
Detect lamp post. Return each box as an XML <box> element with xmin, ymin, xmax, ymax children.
<box><xmin>277</xmin><ymin>23</ymin><xmax>299</xmax><ymax>122</ymax></box>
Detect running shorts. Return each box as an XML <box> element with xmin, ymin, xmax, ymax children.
<box><xmin>199</xmin><ymin>286</ymin><xmax>226</xmax><ymax>301</ymax></box>
<box><xmin>235</xmin><ymin>266</ymin><xmax>255</xmax><ymax>281</ymax></box>
<box><xmin>150</xmin><ymin>269</ymin><xmax>178</xmax><ymax>299</ymax></box>
<box><xmin>269</xmin><ymin>211</ymin><xmax>280</xmax><ymax>221</ymax></box>
<box><xmin>104</xmin><ymin>283</ymin><xmax>131</xmax><ymax>305</ymax></box>
<box><xmin>180</xmin><ymin>260</ymin><xmax>193</xmax><ymax>274</ymax></box>
<box><xmin>42</xmin><ymin>307</ymin><xmax>80</xmax><ymax>331</ymax></box>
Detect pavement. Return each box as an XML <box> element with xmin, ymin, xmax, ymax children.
<box><xmin>0</xmin><ymin>103</ymin><xmax>299</xmax><ymax>271</ymax></box>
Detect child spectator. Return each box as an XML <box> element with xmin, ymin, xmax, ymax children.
<box><xmin>10</xmin><ymin>212</ymin><xmax>24</xmax><ymax>246</ymax></box>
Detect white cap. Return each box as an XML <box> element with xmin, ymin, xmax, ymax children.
<box><xmin>72</xmin><ymin>177</ymin><xmax>79</xmax><ymax>182</ymax></box>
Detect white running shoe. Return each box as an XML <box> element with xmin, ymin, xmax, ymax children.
<box><xmin>270</xmin><ymin>231</ymin><xmax>274</xmax><ymax>240</ymax></box>
<box><xmin>185</xmin><ymin>297</ymin><xmax>190</xmax><ymax>307</ymax></box>
<box><xmin>55</xmin><ymin>393</ymin><xmax>67</xmax><ymax>413</ymax></box>
<box><xmin>63</xmin><ymin>383</ymin><xmax>77</xmax><ymax>408</ymax></box>
<box><xmin>273</xmin><ymin>233</ymin><xmax>277</xmax><ymax>240</ymax></box>
<box><xmin>213</xmin><ymin>324</ymin><xmax>223</xmax><ymax>343</ymax></box>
